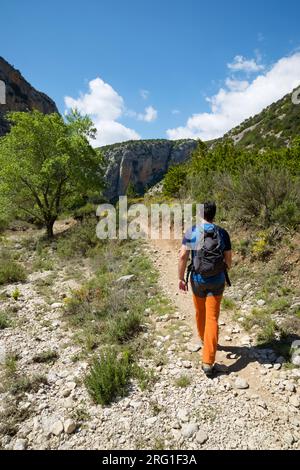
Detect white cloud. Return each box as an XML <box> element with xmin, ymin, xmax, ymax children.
<box><xmin>139</xmin><ymin>105</ymin><xmax>157</xmax><ymax>122</ymax></box>
<box><xmin>92</xmin><ymin>119</ymin><xmax>140</xmax><ymax>147</ymax></box>
<box><xmin>172</xmin><ymin>109</ymin><xmax>180</xmax><ymax>115</ymax></box>
<box><xmin>167</xmin><ymin>52</ymin><xmax>300</xmax><ymax>141</ymax></box>
<box><xmin>65</xmin><ymin>78</ymin><xmax>123</xmax><ymax>120</ymax></box>
<box><xmin>127</xmin><ymin>105</ymin><xmax>158</xmax><ymax>122</ymax></box>
<box><xmin>140</xmin><ymin>89</ymin><xmax>149</xmax><ymax>100</ymax></box>
<box><xmin>65</xmin><ymin>77</ymin><xmax>140</xmax><ymax>146</ymax></box>
<box><xmin>225</xmin><ymin>78</ymin><xmax>249</xmax><ymax>92</ymax></box>
<box><xmin>228</xmin><ymin>55</ymin><xmax>265</xmax><ymax>73</ymax></box>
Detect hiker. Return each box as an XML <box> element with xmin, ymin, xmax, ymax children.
<box><xmin>178</xmin><ymin>201</ymin><xmax>232</xmax><ymax>377</ymax></box>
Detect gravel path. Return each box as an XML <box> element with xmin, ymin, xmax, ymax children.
<box><xmin>0</xmin><ymin>225</ymin><xmax>300</xmax><ymax>450</ymax></box>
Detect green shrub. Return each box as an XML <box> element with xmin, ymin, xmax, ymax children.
<box><xmin>268</xmin><ymin>297</ymin><xmax>290</xmax><ymax>314</ymax></box>
<box><xmin>251</xmin><ymin>232</ymin><xmax>273</xmax><ymax>260</ymax></box>
<box><xmin>9</xmin><ymin>374</ymin><xmax>48</xmax><ymax>395</ymax></box>
<box><xmin>85</xmin><ymin>349</ymin><xmax>133</xmax><ymax>405</ymax></box>
<box><xmin>71</xmin><ymin>406</ymin><xmax>90</xmax><ymax>424</ymax></box>
<box><xmin>257</xmin><ymin>322</ymin><xmax>277</xmax><ymax>344</ymax></box>
<box><xmin>126</xmin><ymin>254</ymin><xmax>155</xmax><ymax>280</ymax></box>
<box><xmin>126</xmin><ymin>182</ymin><xmax>138</xmax><ymax>199</ymax></box>
<box><xmin>0</xmin><ymin>311</ymin><xmax>11</xmax><ymax>329</ymax></box>
<box><xmin>175</xmin><ymin>375</ymin><xmax>191</xmax><ymax>388</ymax></box>
<box><xmin>32</xmin><ymin>350</ymin><xmax>59</xmax><ymax>364</ymax></box>
<box><xmin>153</xmin><ymin>438</ymin><xmax>165</xmax><ymax>450</ymax></box>
<box><xmin>56</xmin><ymin>218</ymin><xmax>100</xmax><ymax>258</ymax></box>
<box><xmin>163</xmin><ymin>163</ymin><xmax>188</xmax><ymax>198</ymax></box>
<box><xmin>234</xmin><ymin>239</ymin><xmax>251</xmax><ymax>257</ymax></box>
<box><xmin>0</xmin><ymin>250</ymin><xmax>26</xmax><ymax>285</ymax></box>
<box><xmin>0</xmin><ymin>215</ymin><xmax>10</xmax><ymax>233</ymax></box>
<box><xmin>219</xmin><ymin>167</ymin><xmax>300</xmax><ymax>227</ymax></box>
<box><xmin>222</xmin><ymin>297</ymin><xmax>236</xmax><ymax>310</ymax></box>
<box><xmin>32</xmin><ymin>251</ymin><xmax>54</xmax><ymax>271</ymax></box>
<box><xmin>12</xmin><ymin>288</ymin><xmax>20</xmax><ymax>301</ymax></box>
<box><xmin>3</xmin><ymin>356</ymin><xmax>48</xmax><ymax>396</ymax></box>
<box><xmin>256</xmin><ymin>272</ymin><xmax>283</xmax><ymax>299</ymax></box>
<box><xmin>243</xmin><ymin>308</ymin><xmax>278</xmax><ymax>344</ymax></box>
<box><xmin>73</xmin><ymin>202</ymin><xmax>97</xmax><ymax>220</ymax></box>
<box><xmin>5</xmin><ymin>353</ymin><xmax>18</xmax><ymax>376</ymax></box>
<box><xmin>133</xmin><ymin>365</ymin><xmax>155</xmax><ymax>391</ymax></box>
<box><xmin>0</xmin><ymin>399</ymin><xmax>32</xmax><ymax>437</ymax></box>
<box><xmin>106</xmin><ymin>312</ymin><xmax>142</xmax><ymax>344</ymax></box>
<box><xmin>64</xmin><ymin>281</ymin><xmax>108</xmax><ymax>325</ymax></box>
<box><xmin>272</xmin><ymin>200</ymin><xmax>300</xmax><ymax>228</ymax></box>
<box><xmin>0</xmin><ymin>195</ymin><xmax>14</xmax><ymax>233</ymax></box>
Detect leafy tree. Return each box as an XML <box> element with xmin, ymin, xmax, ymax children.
<box><xmin>163</xmin><ymin>163</ymin><xmax>188</xmax><ymax>198</ymax></box>
<box><xmin>189</xmin><ymin>140</ymin><xmax>209</xmax><ymax>176</ymax></box>
<box><xmin>216</xmin><ymin>166</ymin><xmax>300</xmax><ymax>226</ymax></box>
<box><xmin>0</xmin><ymin>110</ymin><xmax>105</xmax><ymax>237</ymax></box>
<box><xmin>189</xmin><ymin>139</ymin><xmax>252</xmax><ymax>177</ymax></box>
<box><xmin>0</xmin><ymin>192</ymin><xmax>13</xmax><ymax>232</ymax></box>
<box><xmin>126</xmin><ymin>182</ymin><xmax>138</xmax><ymax>199</ymax></box>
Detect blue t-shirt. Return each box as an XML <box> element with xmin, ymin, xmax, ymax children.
<box><xmin>182</xmin><ymin>223</ymin><xmax>231</xmax><ymax>284</ymax></box>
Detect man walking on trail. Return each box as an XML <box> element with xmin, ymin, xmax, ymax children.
<box><xmin>178</xmin><ymin>202</ymin><xmax>232</xmax><ymax>377</ymax></box>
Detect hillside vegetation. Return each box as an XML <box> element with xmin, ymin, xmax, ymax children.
<box><xmin>224</xmin><ymin>88</ymin><xmax>300</xmax><ymax>149</ymax></box>
<box><xmin>163</xmin><ymin>138</ymin><xmax>300</xmax><ymax>228</ymax></box>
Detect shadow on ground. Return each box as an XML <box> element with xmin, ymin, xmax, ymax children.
<box><xmin>212</xmin><ymin>334</ymin><xmax>300</xmax><ymax>376</ymax></box>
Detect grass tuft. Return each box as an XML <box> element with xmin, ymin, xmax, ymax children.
<box><xmin>0</xmin><ymin>310</ymin><xmax>11</xmax><ymax>329</ymax></box>
<box><xmin>174</xmin><ymin>374</ymin><xmax>191</xmax><ymax>388</ymax></box>
<box><xmin>32</xmin><ymin>350</ymin><xmax>59</xmax><ymax>364</ymax></box>
<box><xmin>0</xmin><ymin>249</ymin><xmax>26</xmax><ymax>285</ymax></box>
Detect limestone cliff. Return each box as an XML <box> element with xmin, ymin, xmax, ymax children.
<box><xmin>0</xmin><ymin>57</ymin><xmax>58</xmax><ymax>136</ymax></box>
<box><xmin>101</xmin><ymin>139</ymin><xmax>197</xmax><ymax>201</ymax></box>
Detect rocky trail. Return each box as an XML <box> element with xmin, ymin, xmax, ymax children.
<box><xmin>0</xmin><ymin>222</ymin><xmax>300</xmax><ymax>450</ymax></box>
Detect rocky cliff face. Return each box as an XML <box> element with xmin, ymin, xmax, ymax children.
<box><xmin>0</xmin><ymin>57</ymin><xmax>58</xmax><ymax>136</ymax></box>
<box><xmin>102</xmin><ymin>139</ymin><xmax>198</xmax><ymax>201</ymax></box>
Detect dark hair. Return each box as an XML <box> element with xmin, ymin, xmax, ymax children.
<box><xmin>204</xmin><ymin>201</ymin><xmax>216</xmax><ymax>222</ymax></box>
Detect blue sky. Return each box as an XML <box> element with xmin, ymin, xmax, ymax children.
<box><xmin>1</xmin><ymin>0</ymin><xmax>300</xmax><ymax>145</ymax></box>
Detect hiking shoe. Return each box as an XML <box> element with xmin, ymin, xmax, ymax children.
<box><xmin>202</xmin><ymin>363</ymin><xmax>214</xmax><ymax>377</ymax></box>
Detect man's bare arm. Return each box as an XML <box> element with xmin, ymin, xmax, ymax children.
<box><xmin>224</xmin><ymin>250</ymin><xmax>232</xmax><ymax>269</ymax></box>
<box><xmin>178</xmin><ymin>244</ymin><xmax>190</xmax><ymax>291</ymax></box>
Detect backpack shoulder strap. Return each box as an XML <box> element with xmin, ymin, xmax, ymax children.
<box><xmin>212</xmin><ymin>224</ymin><xmax>223</xmax><ymax>246</ymax></box>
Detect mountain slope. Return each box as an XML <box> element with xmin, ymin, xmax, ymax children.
<box><xmin>0</xmin><ymin>57</ymin><xmax>58</xmax><ymax>136</ymax></box>
<box><xmin>224</xmin><ymin>87</ymin><xmax>300</xmax><ymax>149</ymax></box>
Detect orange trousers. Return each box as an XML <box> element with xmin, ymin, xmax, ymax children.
<box><xmin>192</xmin><ymin>294</ymin><xmax>222</xmax><ymax>365</ymax></box>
